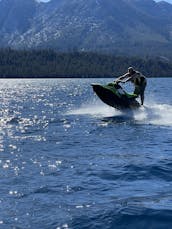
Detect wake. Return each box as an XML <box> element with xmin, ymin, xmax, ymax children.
<box><xmin>134</xmin><ymin>102</ymin><xmax>172</xmax><ymax>126</ymax></box>
<box><xmin>67</xmin><ymin>101</ymin><xmax>120</xmax><ymax>117</ymax></box>
<box><xmin>67</xmin><ymin>100</ymin><xmax>172</xmax><ymax>127</ymax></box>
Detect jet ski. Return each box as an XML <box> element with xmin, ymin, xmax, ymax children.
<box><xmin>91</xmin><ymin>82</ymin><xmax>140</xmax><ymax>110</ymax></box>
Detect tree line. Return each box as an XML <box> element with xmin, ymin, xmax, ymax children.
<box><xmin>0</xmin><ymin>48</ymin><xmax>171</xmax><ymax>78</ymax></box>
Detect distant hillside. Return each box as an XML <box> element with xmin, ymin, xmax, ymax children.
<box><xmin>0</xmin><ymin>49</ymin><xmax>172</xmax><ymax>78</ymax></box>
<box><xmin>0</xmin><ymin>0</ymin><xmax>172</xmax><ymax>58</ymax></box>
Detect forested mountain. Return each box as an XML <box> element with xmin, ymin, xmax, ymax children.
<box><xmin>0</xmin><ymin>0</ymin><xmax>172</xmax><ymax>57</ymax></box>
<box><xmin>0</xmin><ymin>49</ymin><xmax>172</xmax><ymax>78</ymax></box>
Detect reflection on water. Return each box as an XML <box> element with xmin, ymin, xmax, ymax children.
<box><xmin>0</xmin><ymin>78</ymin><xmax>172</xmax><ymax>228</ymax></box>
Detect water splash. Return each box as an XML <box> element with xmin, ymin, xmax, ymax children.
<box><xmin>67</xmin><ymin>101</ymin><xmax>121</xmax><ymax>117</ymax></box>
<box><xmin>67</xmin><ymin>100</ymin><xmax>172</xmax><ymax>127</ymax></box>
<box><xmin>134</xmin><ymin>102</ymin><xmax>172</xmax><ymax>126</ymax></box>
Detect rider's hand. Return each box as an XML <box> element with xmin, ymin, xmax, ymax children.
<box><xmin>114</xmin><ymin>80</ymin><xmax>119</xmax><ymax>84</ymax></box>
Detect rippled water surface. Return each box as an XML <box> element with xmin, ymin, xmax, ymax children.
<box><xmin>0</xmin><ymin>78</ymin><xmax>172</xmax><ymax>229</ymax></box>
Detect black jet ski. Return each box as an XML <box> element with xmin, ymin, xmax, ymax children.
<box><xmin>91</xmin><ymin>82</ymin><xmax>140</xmax><ymax>110</ymax></box>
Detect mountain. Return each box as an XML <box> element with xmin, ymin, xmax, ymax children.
<box><xmin>0</xmin><ymin>0</ymin><xmax>172</xmax><ymax>57</ymax></box>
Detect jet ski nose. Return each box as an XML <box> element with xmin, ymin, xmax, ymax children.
<box><xmin>91</xmin><ymin>83</ymin><xmax>97</xmax><ymax>86</ymax></box>
<box><xmin>91</xmin><ymin>84</ymin><xmax>102</xmax><ymax>92</ymax></box>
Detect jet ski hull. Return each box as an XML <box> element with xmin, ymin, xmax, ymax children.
<box><xmin>91</xmin><ymin>83</ymin><xmax>140</xmax><ymax>110</ymax></box>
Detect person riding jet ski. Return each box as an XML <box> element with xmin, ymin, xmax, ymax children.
<box><xmin>115</xmin><ymin>67</ymin><xmax>147</xmax><ymax>105</ymax></box>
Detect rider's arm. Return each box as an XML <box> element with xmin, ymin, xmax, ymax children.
<box><xmin>124</xmin><ymin>72</ymin><xmax>140</xmax><ymax>83</ymax></box>
<box><xmin>115</xmin><ymin>73</ymin><xmax>129</xmax><ymax>83</ymax></box>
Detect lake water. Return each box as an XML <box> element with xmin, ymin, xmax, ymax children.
<box><xmin>0</xmin><ymin>78</ymin><xmax>172</xmax><ymax>229</ymax></box>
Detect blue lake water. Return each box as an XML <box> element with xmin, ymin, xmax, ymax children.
<box><xmin>0</xmin><ymin>78</ymin><xmax>172</xmax><ymax>229</ymax></box>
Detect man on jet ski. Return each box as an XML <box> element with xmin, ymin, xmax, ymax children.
<box><xmin>115</xmin><ymin>67</ymin><xmax>147</xmax><ymax>105</ymax></box>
